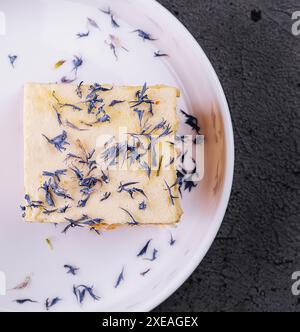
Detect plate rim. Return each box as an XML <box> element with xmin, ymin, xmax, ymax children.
<box><xmin>132</xmin><ymin>0</ymin><xmax>235</xmax><ymax>312</ymax></box>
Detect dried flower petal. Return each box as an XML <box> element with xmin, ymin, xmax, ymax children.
<box><xmin>73</xmin><ymin>284</ymin><xmax>100</xmax><ymax>304</ymax></box>
<box><xmin>164</xmin><ymin>180</ymin><xmax>178</xmax><ymax>206</ymax></box>
<box><xmin>181</xmin><ymin>110</ymin><xmax>201</xmax><ymax>134</ymax></box>
<box><xmin>144</xmin><ymin>249</ymin><xmax>158</xmax><ymax>262</ymax></box>
<box><xmin>133</xmin><ymin>29</ymin><xmax>156</xmax><ymax>41</ymax></box>
<box><xmin>45</xmin><ymin>297</ymin><xmax>61</xmax><ymax>310</ymax></box>
<box><xmin>114</xmin><ymin>268</ymin><xmax>124</xmax><ymax>288</ymax></box>
<box><xmin>64</xmin><ymin>264</ymin><xmax>79</xmax><ymax>275</ymax></box>
<box><xmin>45</xmin><ymin>238</ymin><xmax>53</xmax><ymax>250</ymax></box>
<box><xmin>87</xmin><ymin>17</ymin><xmax>100</xmax><ymax>30</ymax></box>
<box><xmin>61</xmin><ymin>76</ymin><xmax>76</xmax><ymax>84</ymax></box>
<box><xmin>42</xmin><ymin>130</ymin><xmax>70</xmax><ymax>153</ymax></box>
<box><xmin>14</xmin><ymin>299</ymin><xmax>37</xmax><ymax>304</ymax></box>
<box><xmin>12</xmin><ymin>275</ymin><xmax>32</xmax><ymax>290</ymax></box>
<box><xmin>139</xmin><ymin>201</ymin><xmax>147</xmax><ymax>210</ymax></box>
<box><xmin>140</xmin><ymin>269</ymin><xmax>151</xmax><ymax>276</ymax></box>
<box><xmin>170</xmin><ymin>233</ymin><xmax>176</xmax><ymax>246</ymax></box>
<box><xmin>54</xmin><ymin>60</ymin><xmax>66</xmax><ymax>69</ymax></box>
<box><xmin>137</xmin><ymin>239</ymin><xmax>152</xmax><ymax>257</ymax></box>
<box><xmin>72</xmin><ymin>55</ymin><xmax>83</xmax><ymax>74</ymax></box>
<box><xmin>76</xmin><ymin>31</ymin><xmax>90</xmax><ymax>38</ymax></box>
<box><xmin>120</xmin><ymin>208</ymin><xmax>139</xmax><ymax>226</ymax></box>
<box><xmin>154</xmin><ymin>51</ymin><xmax>169</xmax><ymax>57</ymax></box>
<box><xmin>8</xmin><ymin>54</ymin><xmax>18</xmax><ymax>68</ymax></box>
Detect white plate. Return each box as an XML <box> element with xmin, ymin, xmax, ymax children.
<box><xmin>0</xmin><ymin>0</ymin><xmax>234</xmax><ymax>312</ymax></box>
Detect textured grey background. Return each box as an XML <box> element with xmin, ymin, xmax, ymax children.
<box><xmin>155</xmin><ymin>0</ymin><xmax>300</xmax><ymax>312</ymax></box>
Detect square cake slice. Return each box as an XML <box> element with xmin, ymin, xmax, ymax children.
<box><xmin>23</xmin><ymin>83</ymin><xmax>183</xmax><ymax>229</ymax></box>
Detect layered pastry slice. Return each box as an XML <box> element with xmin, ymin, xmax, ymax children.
<box><xmin>22</xmin><ymin>83</ymin><xmax>183</xmax><ymax>229</ymax></box>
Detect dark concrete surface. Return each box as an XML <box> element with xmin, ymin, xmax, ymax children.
<box><xmin>155</xmin><ymin>0</ymin><xmax>300</xmax><ymax>312</ymax></box>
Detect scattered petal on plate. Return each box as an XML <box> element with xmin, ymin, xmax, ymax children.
<box><xmin>181</xmin><ymin>109</ymin><xmax>201</xmax><ymax>134</ymax></box>
<box><xmin>170</xmin><ymin>233</ymin><xmax>176</xmax><ymax>246</ymax></box>
<box><xmin>140</xmin><ymin>269</ymin><xmax>151</xmax><ymax>277</ymax></box>
<box><xmin>111</xmin><ymin>15</ymin><xmax>120</xmax><ymax>28</ymax></box>
<box><xmin>105</xmin><ymin>34</ymin><xmax>129</xmax><ymax>60</ymax></box>
<box><xmin>132</xmin><ymin>29</ymin><xmax>156</xmax><ymax>41</ymax></box>
<box><xmin>14</xmin><ymin>299</ymin><xmax>37</xmax><ymax>304</ymax></box>
<box><xmin>100</xmin><ymin>7</ymin><xmax>120</xmax><ymax>28</ymax></box>
<box><xmin>137</xmin><ymin>239</ymin><xmax>152</xmax><ymax>257</ymax></box>
<box><xmin>54</xmin><ymin>60</ymin><xmax>66</xmax><ymax>69</ymax></box>
<box><xmin>154</xmin><ymin>50</ymin><xmax>169</xmax><ymax>57</ymax></box>
<box><xmin>99</xmin><ymin>7</ymin><xmax>111</xmax><ymax>15</ymax></box>
<box><xmin>73</xmin><ymin>285</ymin><xmax>100</xmax><ymax>304</ymax></box>
<box><xmin>8</xmin><ymin>54</ymin><xmax>18</xmax><ymax>68</ymax></box>
<box><xmin>45</xmin><ymin>297</ymin><xmax>62</xmax><ymax>310</ymax></box>
<box><xmin>45</xmin><ymin>238</ymin><xmax>53</xmax><ymax>250</ymax></box>
<box><xmin>87</xmin><ymin>17</ymin><xmax>100</xmax><ymax>30</ymax></box>
<box><xmin>61</xmin><ymin>76</ymin><xmax>77</xmax><ymax>84</ymax></box>
<box><xmin>76</xmin><ymin>31</ymin><xmax>90</xmax><ymax>38</ymax></box>
<box><xmin>72</xmin><ymin>55</ymin><xmax>83</xmax><ymax>74</ymax></box>
<box><xmin>12</xmin><ymin>274</ymin><xmax>32</xmax><ymax>290</ymax></box>
<box><xmin>114</xmin><ymin>268</ymin><xmax>125</xmax><ymax>288</ymax></box>
<box><xmin>144</xmin><ymin>249</ymin><xmax>158</xmax><ymax>262</ymax></box>
<box><xmin>64</xmin><ymin>264</ymin><xmax>80</xmax><ymax>276</ymax></box>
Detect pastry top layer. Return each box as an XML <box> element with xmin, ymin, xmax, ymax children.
<box><xmin>23</xmin><ymin>83</ymin><xmax>183</xmax><ymax>227</ymax></box>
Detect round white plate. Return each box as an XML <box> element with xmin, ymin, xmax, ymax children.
<box><xmin>0</xmin><ymin>0</ymin><xmax>234</xmax><ymax>312</ymax></box>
